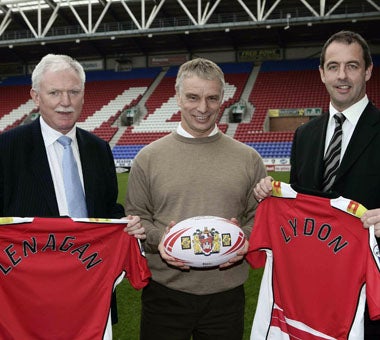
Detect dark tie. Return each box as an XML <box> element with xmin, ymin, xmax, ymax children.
<box><xmin>322</xmin><ymin>112</ymin><xmax>346</xmax><ymax>192</ymax></box>
<box><xmin>57</xmin><ymin>136</ymin><xmax>88</xmax><ymax>218</ymax></box>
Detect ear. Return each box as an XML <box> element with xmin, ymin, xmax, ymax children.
<box><xmin>365</xmin><ymin>64</ymin><xmax>373</xmax><ymax>82</ymax></box>
<box><xmin>219</xmin><ymin>90</ymin><xmax>224</xmax><ymax>104</ymax></box>
<box><xmin>175</xmin><ymin>92</ymin><xmax>181</xmax><ymax>108</ymax></box>
<box><xmin>319</xmin><ymin>66</ymin><xmax>326</xmax><ymax>84</ymax></box>
<box><xmin>30</xmin><ymin>88</ymin><xmax>40</xmax><ymax>106</ymax></box>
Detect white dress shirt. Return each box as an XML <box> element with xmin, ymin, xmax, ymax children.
<box><xmin>324</xmin><ymin>95</ymin><xmax>369</xmax><ymax>162</ymax></box>
<box><xmin>39</xmin><ymin>117</ymin><xmax>85</xmax><ymax>216</ymax></box>
<box><xmin>176</xmin><ymin>122</ymin><xmax>219</xmax><ymax>137</ymax></box>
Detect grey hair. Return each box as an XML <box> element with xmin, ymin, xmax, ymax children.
<box><xmin>31</xmin><ymin>54</ymin><xmax>86</xmax><ymax>92</ymax></box>
<box><xmin>175</xmin><ymin>58</ymin><xmax>225</xmax><ymax>96</ymax></box>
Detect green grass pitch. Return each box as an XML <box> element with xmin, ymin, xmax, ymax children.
<box><xmin>112</xmin><ymin>171</ymin><xmax>290</xmax><ymax>339</ymax></box>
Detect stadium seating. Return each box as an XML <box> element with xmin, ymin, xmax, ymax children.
<box><xmin>0</xmin><ymin>69</ymin><xmax>161</xmax><ymax>141</ymax></box>
<box><xmin>114</xmin><ymin>62</ymin><xmax>253</xmax><ymax>155</ymax></box>
<box><xmin>235</xmin><ymin>59</ymin><xmax>329</xmax><ymax>140</ymax></box>
<box><xmin>1</xmin><ymin>59</ymin><xmax>379</xmax><ymax>162</ymax></box>
<box><xmin>0</xmin><ymin>84</ymin><xmax>34</xmax><ymax>132</ymax></box>
<box><xmin>367</xmin><ymin>64</ymin><xmax>380</xmax><ymax>106</ymax></box>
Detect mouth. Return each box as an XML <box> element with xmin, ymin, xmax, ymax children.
<box><xmin>56</xmin><ymin>109</ymin><xmax>74</xmax><ymax>114</ymax></box>
<box><xmin>194</xmin><ymin>114</ymin><xmax>211</xmax><ymax>122</ymax></box>
<box><xmin>335</xmin><ymin>84</ymin><xmax>351</xmax><ymax>90</ymax></box>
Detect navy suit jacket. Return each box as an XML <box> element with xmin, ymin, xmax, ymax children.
<box><xmin>290</xmin><ymin>101</ymin><xmax>380</xmax><ymax>210</ymax></box>
<box><xmin>0</xmin><ymin>118</ymin><xmax>124</xmax><ymax>219</ymax></box>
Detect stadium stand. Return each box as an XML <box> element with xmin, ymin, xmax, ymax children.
<box><xmin>367</xmin><ymin>57</ymin><xmax>380</xmax><ymax>107</ymax></box>
<box><xmin>113</xmin><ymin>58</ymin><xmax>380</xmax><ymax>164</ymax></box>
<box><xmin>77</xmin><ymin>68</ymin><xmax>162</xmax><ymax>142</ymax></box>
<box><xmin>0</xmin><ymin>68</ymin><xmax>161</xmax><ymax>137</ymax></box>
<box><xmin>113</xmin><ymin>62</ymin><xmax>254</xmax><ymax>162</ymax></box>
<box><xmin>235</xmin><ymin>59</ymin><xmax>329</xmax><ymax>139</ymax></box>
<box><xmin>0</xmin><ymin>75</ymin><xmax>36</xmax><ymax>133</ymax></box>
<box><xmin>1</xmin><ymin>58</ymin><xmax>379</xmax><ymax>165</ymax></box>
<box><xmin>247</xmin><ymin>141</ymin><xmax>293</xmax><ymax>158</ymax></box>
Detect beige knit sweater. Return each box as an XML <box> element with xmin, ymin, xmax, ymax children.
<box><xmin>125</xmin><ymin>131</ymin><xmax>267</xmax><ymax>294</ymax></box>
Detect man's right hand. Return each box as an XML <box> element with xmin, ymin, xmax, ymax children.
<box><xmin>253</xmin><ymin>176</ymin><xmax>274</xmax><ymax>202</ymax></box>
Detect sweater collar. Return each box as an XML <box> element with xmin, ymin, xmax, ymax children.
<box><xmin>176</xmin><ymin>122</ymin><xmax>219</xmax><ymax>138</ymax></box>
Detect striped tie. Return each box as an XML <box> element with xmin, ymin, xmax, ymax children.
<box><xmin>322</xmin><ymin>112</ymin><xmax>346</xmax><ymax>192</ymax></box>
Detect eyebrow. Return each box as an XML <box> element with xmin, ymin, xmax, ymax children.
<box><xmin>326</xmin><ymin>60</ymin><xmax>360</xmax><ymax>66</ymax></box>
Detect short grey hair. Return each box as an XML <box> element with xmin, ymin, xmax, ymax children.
<box><xmin>31</xmin><ymin>54</ymin><xmax>86</xmax><ymax>92</ymax></box>
<box><xmin>175</xmin><ymin>58</ymin><xmax>225</xmax><ymax>96</ymax></box>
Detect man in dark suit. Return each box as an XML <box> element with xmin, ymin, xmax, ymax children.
<box><xmin>254</xmin><ymin>31</ymin><xmax>380</xmax><ymax>338</ymax></box>
<box><xmin>0</xmin><ymin>117</ymin><xmax>126</xmax><ymax>219</ymax></box>
<box><xmin>0</xmin><ymin>53</ymin><xmax>145</xmax><ymax>233</ymax></box>
<box><xmin>0</xmin><ymin>54</ymin><xmax>145</xmax><ymax>326</ymax></box>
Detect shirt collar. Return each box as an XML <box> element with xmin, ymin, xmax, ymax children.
<box><xmin>176</xmin><ymin>122</ymin><xmax>219</xmax><ymax>138</ymax></box>
<box><xmin>40</xmin><ymin>116</ymin><xmax>77</xmax><ymax>146</ymax></box>
<box><xmin>329</xmin><ymin>95</ymin><xmax>369</xmax><ymax>127</ymax></box>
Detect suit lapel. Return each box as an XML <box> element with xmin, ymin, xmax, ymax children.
<box><xmin>310</xmin><ymin>114</ymin><xmax>329</xmax><ymax>188</ymax></box>
<box><xmin>337</xmin><ymin>103</ymin><xmax>380</xmax><ymax>181</ymax></box>
<box><xmin>76</xmin><ymin>128</ymin><xmax>95</xmax><ymax>216</ymax></box>
<box><xmin>30</xmin><ymin>120</ymin><xmax>59</xmax><ymax>214</ymax></box>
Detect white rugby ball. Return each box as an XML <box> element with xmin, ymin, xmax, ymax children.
<box><xmin>163</xmin><ymin>216</ymin><xmax>246</xmax><ymax>268</ymax></box>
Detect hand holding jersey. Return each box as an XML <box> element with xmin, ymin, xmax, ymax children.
<box><xmin>254</xmin><ymin>176</ymin><xmax>380</xmax><ymax>238</ymax></box>
<box><xmin>362</xmin><ymin>209</ymin><xmax>380</xmax><ymax>238</ymax></box>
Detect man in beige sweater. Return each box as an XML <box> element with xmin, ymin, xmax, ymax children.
<box><xmin>125</xmin><ymin>58</ymin><xmax>266</xmax><ymax>340</ymax></box>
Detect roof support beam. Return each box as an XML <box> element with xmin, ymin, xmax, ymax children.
<box><xmin>0</xmin><ymin>0</ymin><xmax>379</xmax><ymax>47</ymax></box>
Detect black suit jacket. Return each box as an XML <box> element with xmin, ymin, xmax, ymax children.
<box><xmin>0</xmin><ymin>118</ymin><xmax>124</xmax><ymax>218</ymax></box>
<box><xmin>0</xmin><ymin>118</ymin><xmax>125</xmax><ymax>324</ymax></box>
<box><xmin>290</xmin><ymin>101</ymin><xmax>380</xmax><ymax>210</ymax></box>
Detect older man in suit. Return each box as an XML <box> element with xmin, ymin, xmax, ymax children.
<box><xmin>254</xmin><ymin>30</ymin><xmax>380</xmax><ymax>338</ymax></box>
<box><xmin>0</xmin><ymin>53</ymin><xmax>145</xmax><ymax>325</ymax></box>
<box><xmin>0</xmin><ymin>117</ymin><xmax>126</xmax><ymax>219</ymax></box>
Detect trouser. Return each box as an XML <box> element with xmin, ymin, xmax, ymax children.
<box><xmin>365</xmin><ymin>304</ymin><xmax>380</xmax><ymax>339</ymax></box>
<box><xmin>140</xmin><ymin>280</ymin><xmax>245</xmax><ymax>340</ymax></box>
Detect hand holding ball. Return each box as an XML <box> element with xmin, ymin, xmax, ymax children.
<box><xmin>163</xmin><ymin>216</ymin><xmax>246</xmax><ymax>268</ymax></box>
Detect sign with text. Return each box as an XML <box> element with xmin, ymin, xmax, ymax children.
<box><xmin>268</xmin><ymin>108</ymin><xmax>322</xmax><ymax>117</ymax></box>
<box><xmin>238</xmin><ymin>49</ymin><xmax>281</xmax><ymax>61</ymax></box>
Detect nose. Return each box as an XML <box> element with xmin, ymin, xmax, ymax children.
<box><xmin>60</xmin><ymin>91</ymin><xmax>72</xmax><ymax>105</ymax></box>
<box><xmin>337</xmin><ymin>64</ymin><xmax>347</xmax><ymax>79</ymax></box>
<box><xmin>197</xmin><ymin>97</ymin><xmax>208</xmax><ymax>112</ymax></box>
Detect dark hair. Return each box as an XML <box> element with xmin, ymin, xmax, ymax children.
<box><xmin>319</xmin><ymin>30</ymin><xmax>372</xmax><ymax>70</ymax></box>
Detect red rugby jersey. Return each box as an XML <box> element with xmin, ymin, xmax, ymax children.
<box><xmin>247</xmin><ymin>181</ymin><xmax>380</xmax><ymax>339</ymax></box>
<box><xmin>0</xmin><ymin>217</ymin><xmax>151</xmax><ymax>340</ymax></box>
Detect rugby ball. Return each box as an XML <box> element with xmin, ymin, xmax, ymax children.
<box><xmin>163</xmin><ymin>216</ymin><xmax>246</xmax><ymax>268</ymax></box>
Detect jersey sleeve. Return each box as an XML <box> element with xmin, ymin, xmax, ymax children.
<box><xmin>366</xmin><ymin>226</ymin><xmax>380</xmax><ymax>320</ymax></box>
<box><xmin>125</xmin><ymin>238</ymin><xmax>151</xmax><ymax>289</ymax></box>
<box><xmin>247</xmin><ymin>181</ymin><xmax>298</xmax><ymax>269</ymax></box>
<box><xmin>246</xmin><ymin>198</ymin><xmax>272</xmax><ymax>269</ymax></box>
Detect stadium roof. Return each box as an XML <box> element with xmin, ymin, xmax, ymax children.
<box><xmin>0</xmin><ymin>0</ymin><xmax>379</xmax><ymax>65</ymax></box>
